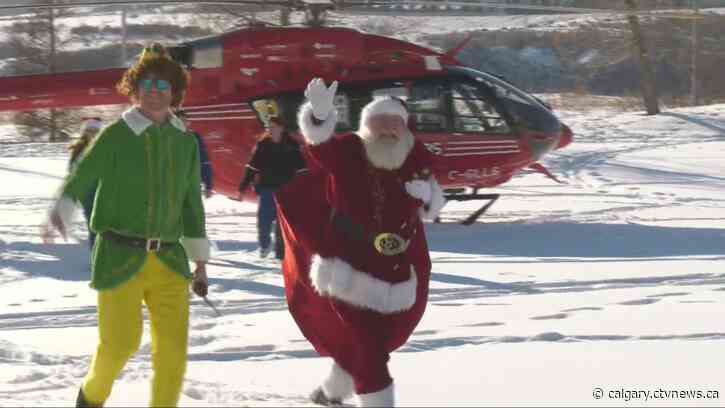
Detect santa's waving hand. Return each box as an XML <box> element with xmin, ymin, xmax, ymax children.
<box><xmin>299</xmin><ymin>78</ymin><xmax>340</xmax><ymax>146</ymax></box>
<box><xmin>305</xmin><ymin>78</ymin><xmax>338</xmax><ymax>121</ymax></box>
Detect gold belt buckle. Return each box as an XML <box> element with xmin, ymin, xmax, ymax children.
<box><xmin>374</xmin><ymin>232</ymin><xmax>409</xmax><ymax>256</ymax></box>
<box><xmin>146</xmin><ymin>238</ymin><xmax>161</xmax><ymax>252</ymax></box>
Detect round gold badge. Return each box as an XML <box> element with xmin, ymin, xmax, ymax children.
<box><xmin>373</xmin><ymin>233</ymin><xmax>409</xmax><ymax>256</ymax></box>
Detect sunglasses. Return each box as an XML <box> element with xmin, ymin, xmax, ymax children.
<box><xmin>139</xmin><ymin>78</ymin><xmax>171</xmax><ymax>93</ymax></box>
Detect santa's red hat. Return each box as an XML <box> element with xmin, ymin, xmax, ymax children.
<box><xmin>359</xmin><ymin>97</ymin><xmax>409</xmax><ymax>127</ymax></box>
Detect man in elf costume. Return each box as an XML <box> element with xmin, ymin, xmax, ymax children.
<box><xmin>276</xmin><ymin>78</ymin><xmax>446</xmax><ymax>407</ymax></box>
<box><xmin>45</xmin><ymin>43</ymin><xmax>210</xmax><ymax>407</ymax></box>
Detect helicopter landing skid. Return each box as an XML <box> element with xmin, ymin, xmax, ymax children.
<box><xmin>439</xmin><ymin>193</ymin><xmax>500</xmax><ymax>226</ymax></box>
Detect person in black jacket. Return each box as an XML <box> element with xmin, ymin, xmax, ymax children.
<box><xmin>239</xmin><ymin>117</ymin><xmax>306</xmax><ymax>259</ymax></box>
<box><xmin>177</xmin><ymin>110</ymin><xmax>214</xmax><ymax>198</ymax></box>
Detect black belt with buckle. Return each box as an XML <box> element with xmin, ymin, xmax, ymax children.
<box><xmin>330</xmin><ymin>209</ymin><xmax>414</xmax><ymax>256</ymax></box>
<box><xmin>102</xmin><ymin>231</ymin><xmax>176</xmax><ymax>252</ymax></box>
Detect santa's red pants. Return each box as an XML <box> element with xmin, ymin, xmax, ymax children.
<box><xmin>284</xmin><ymin>263</ymin><xmax>428</xmax><ymax>394</ymax></box>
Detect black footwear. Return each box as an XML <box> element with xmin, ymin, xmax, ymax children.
<box><xmin>76</xmin><ymin>388</ymin><xmax>102</xmax><ymax>408</ymax></box>
<box><xmin>310</xmin><ymin>386</ymin><xmax>342</xmax><ymax>406</ymax></box>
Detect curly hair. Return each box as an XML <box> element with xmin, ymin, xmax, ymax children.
<box><xmin>116</xmin><ymin>43</ymin><xmax>190</xmax><ymax>108</ymax></box>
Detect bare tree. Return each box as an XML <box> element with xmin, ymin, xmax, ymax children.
<box><xmin>8</xmin><ymin>1</ymin><xmax>81</xmax><ymax>141</ymax></box>
<box><xmin>625</xmin><ymin>0</ymin><xmax>660</xmax><ymax>114</ymax></box>
<box><xmin>689</xmin><ymin>1</ymin><xmax>700</xmax><ymax>105</ymax></box>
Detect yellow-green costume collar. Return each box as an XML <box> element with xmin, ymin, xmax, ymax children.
<box><xmin>122</xmin><ymin>107</ymin><xmax>186</xmax><ymax>136</ymax></box>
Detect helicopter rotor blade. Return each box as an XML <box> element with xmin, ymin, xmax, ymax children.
<box><xmin>0</xmin><ymin>0</ymin><xmax>293</xmax><ymax>12</ymax></box>
<box><xmin>0</xmin><ymin>0</ymin><xmax>710</xmax><ymax>18</ymax></box>
<box><xmin>336</xmin><ymin>1</ymin><xmax>710</xmax><ymax>18</ymax></box>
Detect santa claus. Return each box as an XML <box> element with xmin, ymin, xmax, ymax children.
<box><xmin>275</xmin><ymin>78</ymin><xmax>446</xmax><ymax>407</ymax></box>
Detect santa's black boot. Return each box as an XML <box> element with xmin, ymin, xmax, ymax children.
<box><xmin>310</xmin><ymin>387</ymin><xmax>342</xmax><ymax>406</ymax></box>
<box><xmin>76</xmin><ymin>387</ymin><xmax>102</xmax><ymax>408</ymax></box>
<box><xmin>310</xmin><ymin>362</ymin><xmax>354</xmax><ymax>406</ymax></box>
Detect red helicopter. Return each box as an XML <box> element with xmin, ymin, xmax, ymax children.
<box><xmin>0</xmin><ymin>1</ymin><xmax>573</xmax><ymax>224</ymax></box>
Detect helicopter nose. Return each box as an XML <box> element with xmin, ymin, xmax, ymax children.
<box><xmin>557</xmin><ymin>124</ymin><xmax>573</xmax><ymax>149</ymax></box>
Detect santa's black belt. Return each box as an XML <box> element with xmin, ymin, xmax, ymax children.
<box><xmin>330</xmin><ymin>209</ymin><xmax>411</xmax><ymax>256</ymax></box>
<box><xmin>101</xmin><ymin>231</ymin><xmax>176</xmax><ymax>252</ymax></box>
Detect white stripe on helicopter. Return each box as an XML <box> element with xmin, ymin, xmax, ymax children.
<box><xmin>181</xmin><ymin>103</ymin><xmax>250</xmax><ymax>110</ymax></box>
<box><xmin>447</xmin><ymin>140</ymin><xmax>519</xmax><ymax>145</ymax></box>
<box><xmin>187</xmin><ymin>116</ymin><xmax>257</xmax><ymax>121</ymax></box>
<box><xmin>443</xmin><ymin>150</ymin><xmax>520</xmax><ymax>157</ymax></box>
<box><xmin>183</xmin><ymin>109</ymin><xmax>253</xmax><ymax>115</ymax></box>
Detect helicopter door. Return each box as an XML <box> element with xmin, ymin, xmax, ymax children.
<box><xmin>406</xmin><ymin>81</ymin><xmax>449</xmax><ymax>166</ymax></box>
<box><xmin>442</xmin><ymin>80</ymin><xmax>516</xmax><ymax>188</ymax></box>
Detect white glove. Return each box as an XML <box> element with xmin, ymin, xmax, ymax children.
<box><xmin>305</xmin><ymin>78</ymin><xmax>338</xmax><ymax>121</ymax></box>
<box><xmin>405</xmin><ymin>180</ymin><xmax>432</xmax><ymax>204</ymax></box>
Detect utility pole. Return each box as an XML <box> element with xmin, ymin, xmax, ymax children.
<box><xmin>690</xmin><ymin>0</ymin><xmax>699</xmax><ymax>106</ymax></box>
<box><xmin>121</xmin><ymin>8</ymin><xmax>128</xmax><ymax>66</ymax></box>
<box><xmin>48</xmin><ymin>6</ymin><xmax>58</xmax><ymax>140</ymax></box>
<box><xmin>280</xmin><ymin>5</ymin><xmax>290</xmax><ymax>26</ymax></box>
<box><xmin>48</xmin><ymin>8</ymin><xmax>56</xmax><ymax>73</ymax></box>
<box><xmin>625</xmin><ymin>0</ymin><xmax>660</xmax><ymax>115</ymax></box>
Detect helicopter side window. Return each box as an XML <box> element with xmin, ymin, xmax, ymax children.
<box><xmin>258</xmin><ymin>89</ymin><xmax>355</xmax><ymax>135</ymax></box>
<box><xmin>348</xmin><ymin>83</ymin><xmax>409</xmax><ymax>132</ymax></box>
<box><xmin>408</xmin><ymin>83</ymin><xmax>447</xmax><ymax>132</ymax></box>
<box><xmin>191</xmin><ymin>38</ymin><xmax>223</xmax><ymax>69</ymax></box>
<box><xmin>451</xmin><ymin>82</ymin><xmax>509</xmax><ymax>134</ymax></box>
<box><xmin>333</xmin><ymin>93</ymin><xmax>351</xmax><ymax>131</ymax></box>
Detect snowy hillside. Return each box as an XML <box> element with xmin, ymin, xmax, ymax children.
<box><xmin>1</xmin><ymin>104</ymin><xmax>724</xmax><ymax>406</ymax></box>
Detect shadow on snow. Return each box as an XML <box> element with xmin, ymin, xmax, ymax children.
<box><xmin>425</xmin><ymin>221</ymin><xmax>725</xmax><ymax>259</ymax></box>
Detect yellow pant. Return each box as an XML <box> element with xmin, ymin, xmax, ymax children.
<box><xmin>82</xmin><ymin>253</ymin><xmax>190</xmax><ymax>407</ymax></box>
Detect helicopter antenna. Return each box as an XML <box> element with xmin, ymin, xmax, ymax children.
<box><xmin>443</xmin><ymin>33</ymin><xmax>473</xmax><ymax>61</ymax></box>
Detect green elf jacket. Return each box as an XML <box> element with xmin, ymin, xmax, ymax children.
<box><xmin>57</xmin><ymin>107</ymin><xmax>210</xmax><ymax>290</ymax></box>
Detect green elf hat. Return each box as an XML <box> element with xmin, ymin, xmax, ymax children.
<box><xmin>139</xmin><ymin>43</ymin><xmax>170</xmax><ymax>62</ymax></box>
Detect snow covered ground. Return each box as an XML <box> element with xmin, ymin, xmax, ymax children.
<box><xmin>1</xmin><ymin>103</ymin><xmax>724</xmax><ymax>406</ymax></box>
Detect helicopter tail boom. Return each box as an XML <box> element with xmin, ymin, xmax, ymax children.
<box><xmin>0</xmin><ymin>69</ymin><xmax>128</xmax><ymax>112</ymax></box>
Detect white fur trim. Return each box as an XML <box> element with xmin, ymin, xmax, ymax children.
<box><xmin>360</xmin><ymin>97</ymin><xmax>408</xmax><ymax>128</ymax></box>
<box><xmin>310</xmin><ymin>255</ymin><xmax>417</xmax><ymax>314</ymax></box>
<box><xmin>180</xmin><ymin>236</ymin><xmax>211</xmax><ymax>261</ymax></box>
<box><xmin>122</xmin><ymin>107</ymin><xmax>185</xmax><ymax>136</ymax></box>
<box><xmin>298</xmin><ymin>102</ymin><xmax>337</xmax><ymax>145</ymax></box>
<box><xmin>419</xmin><ymin>177</ymin><xmax>446</xmax><ymax>221</ymax></box>
<box><xmin>357</xmin><ymin>383</ymin><xmax>394</xmax><ymax>407</ymax></box>
<box><xmin>322</xmin><ymin>362</ymin><xmax>354</xmax><ymax>401</ymax></box>
<box><xmin>50</xmin><ymin>195</ymin><xmax>78</xmax><ymax>232</ymax></box>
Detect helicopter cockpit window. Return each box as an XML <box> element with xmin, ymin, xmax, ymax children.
<box><xmin>451</xmin><ymin>82</ymin><xmax>509</xmax><ymax>134</ymax></box>
<box><xmin>191</xmin><ymin>38</ymin><xmax>223</xmax><ymax>69</ymax></box>
<box><xmin>449</xmin><ymin>66</ymin><xmax>561</xmax><ymax>134</ymax></box>
<box><xmin>408</xmin><ymin>83</ymin><xmax>447</xmax><ymax>132</ymax></box>
<box><xmin>372</xmin><ymin>87</ymin><xmax>408</xmax><ymax>99</ymax></box>
<box><xmin>333</xmin><ymin>93</ymin><xmax>351</xmax><ymax>131</ymax></box>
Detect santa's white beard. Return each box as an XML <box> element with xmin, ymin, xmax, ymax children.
<box><xmin>359</xmin><ymin>127</ymin><xmax>414</xmax><ymax>170</ymax></box>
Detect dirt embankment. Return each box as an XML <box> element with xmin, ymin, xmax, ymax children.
<box><xmin>424</xmin><ymin>14</ymin><xmax>725</xmax><ymax>106</ymax></box>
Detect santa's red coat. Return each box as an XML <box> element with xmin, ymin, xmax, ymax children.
<box><xmin>276</xmin><ymin>133</ymin><xmax>434</xmax><ymax>365</ymax></box>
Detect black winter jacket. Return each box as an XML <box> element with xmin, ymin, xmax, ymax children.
<box><xmin>239</xmin><ymin>138</ymin><xmax>307</xmax><ymax>192</ymax></box>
